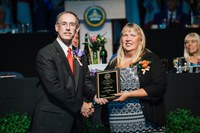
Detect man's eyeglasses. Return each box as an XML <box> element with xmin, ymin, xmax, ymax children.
<box><xmin>57</xmin><ymin>22</ymin><xmax>76</xmax><ymax>29</ymax></box>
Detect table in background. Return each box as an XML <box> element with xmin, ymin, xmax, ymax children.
<box><xmin>165</xmin><ymin>73</ymin><xmax>200</xmax><ymax>116</ymax></box>
<box><xmin>0</xmin><ymin>77</ymin><xmax>38</xmax><ymax>116</ymax></box>
<box><xmin>0</xmin><ymin>73</ymin><xmax>200</xmax><ymax>117</ymax></box>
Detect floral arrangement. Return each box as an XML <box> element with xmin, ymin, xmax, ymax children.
<box><xmin>89</xmin><ymin>33</ymin><xmax>107</xmax><ymax>52</ymax></box>
<box><xmin>89</xmin><ymin>68</ymin><xmax>99</xmax><ymax>76</ymax></box>
<box><xmin>137</xmin><ymin>60</ymin><xmax>151</xmax><ymax>74</ymax></box>
<box><xmin>73</xmin><ymin>48</ymin><xmax>84</xmax><ymax>66</ymax></box>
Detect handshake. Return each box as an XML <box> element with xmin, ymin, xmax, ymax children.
<box><xmin>80</xmin><ymin>95</ymin><xmax>108</xmax><ymax>118</ymax></box>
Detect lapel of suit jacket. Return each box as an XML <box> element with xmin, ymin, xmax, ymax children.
<box><xmin>74</xmin><ymin>59</ymin><xmax>80</xmax><ymax>92</ymax></box>
<box><xmin>53</xmin><ymin>40</ymin><xmax>75</xmax><ymax>82</ymax></box>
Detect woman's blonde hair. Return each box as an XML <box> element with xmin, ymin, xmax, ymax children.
<box><xmin>112</xmin><ymin>23</ymin><xmax>146</xmax><ymax>68</ymax></box>
<box><xmin>184</xmin><ymin>32</ymin><xmax>200</xmax><ymax>62</ymax></box>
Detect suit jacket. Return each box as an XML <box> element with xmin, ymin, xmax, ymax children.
<box><xmin>31</xmin><ymin>40</ymin><xmax>96</xmax><ymax>133</ymax></box>
<box><xmin>153</xmin><ymin>7</ymin><xmax>190</xmax><ymax>28</ymax></box>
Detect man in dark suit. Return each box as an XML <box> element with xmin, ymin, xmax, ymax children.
<box><xmin>153</xmin><ymin>0</ymin><xmax>190</xmax><ymax>28</ymax></box>
<box><xmin>31</xmin><ymin>11</ymin><xmax>98</xmax><ymax>133</ymax></box>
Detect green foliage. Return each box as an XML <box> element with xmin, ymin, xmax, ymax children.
<box><xmin>82</xmin><ymin>118</ymin><xmax>110</xmax><ymax>133</ymax></box>
<box><xmin>166</xmin><ymin>108</ymin><xmax>200</xmax><ymax>133</ymax></box>
<box><xmin>0</xmin><ymin>112</ymin><xmax>31</xmax><ymax>133</ymax></box>
<box><xmin>89</xmin><ymin>34</ymin><xmax>107</xmax><ymax>52</ymax></box>
<box><xmin>0</xmin><ymin>111</ymin><xmax>109</xmax><ymax>133</ymax></box>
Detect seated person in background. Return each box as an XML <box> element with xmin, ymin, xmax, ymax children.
<box><xmin>72</xmin><ymin>27</ymin><xmax>80</xmax><ymax>48</ymax></box>
<box><xmin>153</xmin><ymin>0</ymin><xmax>190</xmax><ymax>28</ymax></box>
<box><xmin>184</xmin><ymin>32</ymin><xmax>200</xmax><ymax>66</ymax></box>
<box><xmin>0</xmin><ymin>5</ymin><xmax>10</xmax><ymax>29</ymax></box>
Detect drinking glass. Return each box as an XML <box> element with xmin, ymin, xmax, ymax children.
<box><xmin>173</xmin><ymin>57</ymin><xmax>179</xmax><ymax>68</ymax></box>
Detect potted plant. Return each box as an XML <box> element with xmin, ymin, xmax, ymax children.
<box><xmin>0</xmin><ymin>112</ymin><xmax>31</xmax><ymax>133</ymax></box>
<box><xmin>166</xmin><ymin>108</ymin><xmax>200</xmax><ymax>133</ymax></box>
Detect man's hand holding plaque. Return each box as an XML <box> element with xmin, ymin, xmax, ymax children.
<box><xmin>96</xmin><ymin>69</ymin><xmax>120</xmax><ymax>100</ymax></box>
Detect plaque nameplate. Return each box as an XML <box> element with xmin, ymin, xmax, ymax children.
<box><xmin>96</xmin><ymin>69</ymin><xmax>120</xmax><ymax>100</ymax></box>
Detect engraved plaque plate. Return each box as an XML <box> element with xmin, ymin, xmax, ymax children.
<box><xmin>96</xmin><ymin>69</ymin><xmax>120</xmax><ymax>100</ymax></box>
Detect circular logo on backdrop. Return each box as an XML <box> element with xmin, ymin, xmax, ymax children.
<box><xmin>84</xmin><ymin>6</ymin><xmax>106</xmax><ymax>27</ymax></box>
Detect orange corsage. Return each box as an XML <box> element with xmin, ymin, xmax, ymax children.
<box><xmin>138</xmin><ymin>60</ymin><xmax>151</xmax><ymax>74</ymax></box>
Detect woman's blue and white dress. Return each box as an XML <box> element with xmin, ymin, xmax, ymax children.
<box><xmin>108</xmin><ymin>66</ymin><xmax>165</xmax><ymax>133</ymax></box>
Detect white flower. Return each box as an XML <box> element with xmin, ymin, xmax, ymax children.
<box><xmin>74</xmin><ymin>56</ymin><xmax>83</xmax><ymax>66</ymax></box>
<box><xmin>141</xmin><ymin>66</ymin><xmax>150</xmax><ymax>74</ymax></box>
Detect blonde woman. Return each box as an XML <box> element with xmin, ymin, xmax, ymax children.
<box><xmin>184</xmin><ymin>32</ymin><xmax>200</xmax><ymax>66</ymax></box>
<box><xmin>103</xmin><ymin>23</ymin><xmax>167</xmax><ymax>132</ymax></box>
